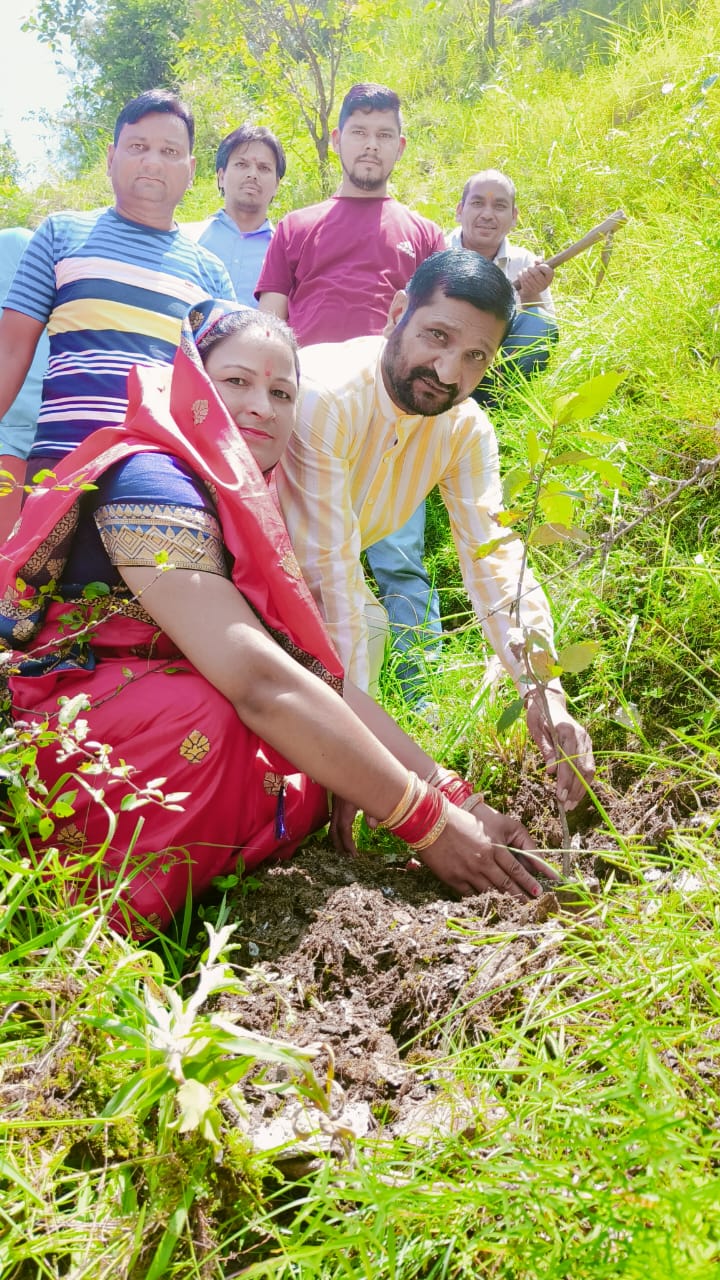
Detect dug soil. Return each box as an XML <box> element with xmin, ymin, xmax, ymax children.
<box><xmin>221</xmin><ymin>763</ymin><xmax>716</xmax><ymax>1157</ymax></box>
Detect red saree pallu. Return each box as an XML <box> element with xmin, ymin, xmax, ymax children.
<box><xmin>10</xmin><ymin>605</ymin><xmax>330</xmax><ymax>936</ymax></box>
<box><xmin>1</xmin><ymin>310</ymin><xmax>343</xmax><ymax>936</ymax></box>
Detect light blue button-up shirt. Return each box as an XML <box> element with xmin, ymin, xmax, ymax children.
<box><xmin>0</xmin><ymin>227</ymin><xmax>50</xmax><ymax>459</ymax></box>
<box><xmin>185</xmin><ymin>210</ymin><xmax>273</xmax><ymax>308</ymax></box>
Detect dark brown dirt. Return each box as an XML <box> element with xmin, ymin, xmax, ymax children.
<box><xmin>220</xmin><ymin>767</ymin><xmax>718</xmax><ymax>1156</ymax></box>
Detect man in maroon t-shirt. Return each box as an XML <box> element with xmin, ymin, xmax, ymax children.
<box><xmin>257</xmin><ymin>83</ymin><xmax>444</xmax><ymax>702</ymax></box>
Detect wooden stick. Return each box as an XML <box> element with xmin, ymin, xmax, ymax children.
<box><xmin>544</xmin><ymin>209</ymin><xmax>627</xmax><ymax>270</ymax></box>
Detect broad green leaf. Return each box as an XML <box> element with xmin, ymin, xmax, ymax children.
<box><xmin>552</xmin><ymin>449</ymin><xmax>592</xmax><ymax>466</ymax></box>
<box><xmin>577</xmin><ymin>426</ymin><xmax>621</xmax><ymax>445</ymax></box>
<box><xmin>496</xmin><ymin>698</ymin><xmax>524</xmax><ymax>732</ymax></box>
<box><xmin>556</xmin><ymin>640</ymin><xmax>601</xmax><ymax>673</ymax></box>
<box><xmin>553</xmin><ymin>371</ymin><xmax>626</xmax><ymax>425</ymax></box>
<box><xmin>37</xmin><ymin>816</ymin><xmax>55</xmax><ymax>842</ymax></box>
<box><xmin>544</xmin><ymin>523</ymin><xmax>590</xmax><ymax>545</ymax></box>
<box><xmin>529</xmin><ymin>649</ymin><xmax>562</xmax><ymax>682</ymax></box>
<box><xmin>526</xmin><ymin>429</ymin><xmax>541</xmax><ymax>466</ymax></box>
<box><xmin>502</xmin><ymin>465</ymin><xmax>531</xmax><ymax>504</ymax></box>
<box><xmin>529</xmin><ymin>523</ymin><xmax>572</xmax><ymax>546</ymax></box>
<box><xmin>83</xmin><ymin>581</ymin><xmax>110</xmax><ymax>600</ymax></box>
<box><xmin>120</xmin><ymin>793</ymin><xmax>150</xmax><ymax>811</ymax></box>
<box><xmin>493</xmin><ymin>508</ymin><xmax>525</xmax><ymax>528</ymax></box>
<box><xmin>51</xmin><ymin>798</ymin><xmax>76</xmax><ymax>819</ymax></box>
<box><xmin>539</xmin><ymin>488</ymin><xmax>574</xmax><ymax>527</ymax></box>
<box><xmin>474</xmin><ymin>534</ymin><xmax>518</xmax><ymax>559</ymax></box>
<box><xmin>585</xmin><ymin>456</ymin><xmax>628</xmax><ymax>491</ymax></box>
<box><xmin>174</xmin><ymin>1079</ymin><xmax>214</xmax><ymax>1134</ymax></box>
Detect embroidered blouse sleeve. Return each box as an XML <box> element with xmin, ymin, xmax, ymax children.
<box><xmin>92</xmin><ymin>453</ymin><xmax>229</xmax><ymax>578</ymax></box>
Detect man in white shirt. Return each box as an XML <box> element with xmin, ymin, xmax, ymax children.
<box><xmin>276</xmin><ymin>250</ymin><xmax>594</xmax><ymax>809</ymax></box>
<box><xmin>446</xmin><ymin>169</ymin><xmax>558</xmax><ymax>398</ymax></box>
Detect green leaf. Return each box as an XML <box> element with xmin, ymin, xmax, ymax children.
<box><xmin>174</xmin><ymin>1079</ymin><xmax>215</xmax><ymax>1134</ymax></box>
<box><xmin>474</xmin><ymin>534</ymin><xmax>518</xmax><ymax>559</ymax></box>
<box><xmin>529</xmin><ymin>523</ymin><xmax>571</xmax><ymax>546</ymax></box>
<box><xmin>502</xmin><ymin>465</ymin><xmax>531</xmax><ymax>504</ymax></box>
<box><xmin>120</xmin><ymin>794</ymin><xmax>150</xmax><ymax>811</ymax></box>
<box><xmin>493</xmin><ymin>508</ymin><xmax>525</xmax><ymax>528</ymax></box>
<box><xmin>538</xmin><ymin>487</ymin><xmax>574</xmax><ymax>527</ymax></box>
<box><xmin>585</xmin><ymin>456</ymin><xmax>628</xmax><ymax>491</ymax></box>
<box><xmin>556</xmin><ymin>640</ymin><xmax>601</xmax><ymax>673</ymax></box>
<box><xmin>496</xmin><ymin>698</ymin><xmax>524</xmax><ymax>732</ymax></box>
<box><xmin>552</xmin><ymin>449</ymin><xmax>592</xmax><ymax>466</ymax></box>
<box><xmin>526</xmin><ymin>429</ymin><xmax>541</xmax><ymax>466</ymax></box>
<box><xmin>82</xmin><ymin>581</ymin><xmax>110</xmax><ymax>600</ymax></box>
<box><xmin>531</xmin><ymin>523</ymin><xmax>590</xmax><ymax>546</ymax></box>
<box><xmin>0</xmin><ymin>1156</ymin><xmax>45</xmax><ymax>1205</ymax></box>
<box><xmin>51</xmin><ymin>797</ymin><xmax>77</xmax><ymax>819</ymax></box>
<box><xmin>553</xmin><ymin>371</ymin><xmax>626</xmax><ymax>425</ymax></box>
<box><xmin>57</xmin><ymin>693</ymin><xmax>90</xmax><ymax>726</ymax></box>
<box><xmin>529</xmin><ymin>650</ymin><xmax>562</xmax><ymax>682</ymax></box>
<box><xmin>37</xmin><ymin>816</ymin><xmax>55</xmax><ymax>841</ymax></box>
<box><xmin>576</xmin><ymin>426</ymin><xmax>620</xmax><ymax>445</ymax></box>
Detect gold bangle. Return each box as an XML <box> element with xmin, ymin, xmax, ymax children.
<box><xmin>460</xmin><ymin>793</ymin><xmax>485</xmax><ymax>813</ymax></box>
<box><xmin>381</xmin><ymin>772</ymin><xmax>419</xmax><ymax>829</ymax></box>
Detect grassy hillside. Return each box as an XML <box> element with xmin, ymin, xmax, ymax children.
<box><xmin>1</xmin><ymin>1</ymin><xmax>719</xmax><ymax>1276</ymax></box>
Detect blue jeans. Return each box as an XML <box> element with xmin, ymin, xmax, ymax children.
<box><xmin>365</xmin><ymin>501</ymin><xmax>442</xmax><ymax>702</ymax></box>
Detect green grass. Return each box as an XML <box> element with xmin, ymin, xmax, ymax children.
<box><xmin>2</xmin><ymin>0</ymin><xmax>720</xmax><ymax>1274</ymax></box>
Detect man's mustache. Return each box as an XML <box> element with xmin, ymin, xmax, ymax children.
<box><xmin>413</xmin><ymin>367</ymin><xmax>458</xmax><ymax>397</ymax></box>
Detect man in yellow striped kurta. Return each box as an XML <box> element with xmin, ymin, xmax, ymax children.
<box><xmin>275</xmin><ymin>249</ymin><xmax>594</xmax><ymax>809</ymax></box>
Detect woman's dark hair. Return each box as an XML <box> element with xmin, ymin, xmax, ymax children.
<box><xmin>404</xmin><ymin>249</ymin><xmax>516</xmax><ymax>333</ymax></box>
<box><xmin>114</xmin><ymin>90</ymin><xmax>195</xmax><ymax>149</ymax></box>
<box><xmin>196</xmin><ymin>307</ymin><xmax>300</xmax><ymax>381</ymax></box>
<box><xmin>215</xmin><ymin>124</ymin><xmax>286</xmax><ymax>181</ymax></box>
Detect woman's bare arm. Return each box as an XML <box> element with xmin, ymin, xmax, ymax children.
<box><xmin>120</xmin><ymin>565</ymin><xmax>541</xmax><ymax>899</ymax></box>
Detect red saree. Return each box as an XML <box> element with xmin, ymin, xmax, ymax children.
<box><xmin>0</xmin><ymin>319</ymin><xmax>343</xmax><ymax>936</ymax></box>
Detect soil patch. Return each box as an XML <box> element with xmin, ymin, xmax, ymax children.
<box><xmin>220</xmin><ymin>768</ymin><xmax>718</xmax><ymax>1156</ymax></box>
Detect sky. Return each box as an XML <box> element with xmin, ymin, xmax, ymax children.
<box><xmin>0</xmin><ymin>4</ymin><xmax>74</xmax><ymax>184</ymax></box>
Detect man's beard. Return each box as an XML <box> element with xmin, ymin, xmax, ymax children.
<box><xmin>343</xmin><ymin>160</ymin><xmax>387</xmax><ymax>193</ymax></box>
<box><xmin>383</xmin><ymin>334</ymin><xmax>459</xmax><ymax>415</ymax></box>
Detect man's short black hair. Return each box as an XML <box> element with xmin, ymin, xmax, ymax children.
<box><xmin>404</xmin><ymin>249</ymin><xmax>516</xmax><ymax>332</ymax></box>
<box><xmin>338</xmin><ymin>83</ymin><xmax>402</xmax><ymax>132</ymax></box>
<box><xmin>114</xmin><ymin>89</ymin><xmax>195</xmax><ymax>149</ymax></box>
<box><xmin>215</xmin><ymin>124</ymin><xmax>286</xmax><ymax>180</ymax></box>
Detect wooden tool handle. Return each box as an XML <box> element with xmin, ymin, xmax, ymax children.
<box><xmin>544</xmin><ymin>209</ymin><xmax>627</xmax><ymax>270</ymax></box>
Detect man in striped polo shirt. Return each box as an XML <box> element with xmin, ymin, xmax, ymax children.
<box><xmin>0</xmin><ymin>89</ymin><xmax>235</xmax><ymax>540</ymax></box>
<box><xmin>276</xmin><ymin>249</ymin><xmax>595</xmax><ymax>810</ymax></box>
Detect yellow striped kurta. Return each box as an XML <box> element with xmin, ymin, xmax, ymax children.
<box><xmin>275</xmin><ymin>335</ymin><xmax>555</xmax><ymax>691</ymax></box>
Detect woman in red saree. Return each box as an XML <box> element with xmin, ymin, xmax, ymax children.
<box><xmin>0</xmin><ymin>301</ymin><xmax>544</xmax><ymax>936</ymax></box>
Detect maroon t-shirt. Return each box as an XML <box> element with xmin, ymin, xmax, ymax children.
<box><xmin>255</xmin><ymin>196</ymin><xmax>444</xmax><ymax>347</ymax></box>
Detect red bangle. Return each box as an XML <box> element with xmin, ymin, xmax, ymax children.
<box><xmin>381</xmin><ymin>774</ymin><xmax>449</xmax><ymax>850</ymax></box>
<box><xmin>426</xmin><ymin>764</ymin><xmax>474</xmax><ymax>807</ymax></box>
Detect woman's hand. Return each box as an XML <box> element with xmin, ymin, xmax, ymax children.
<box><xmin>416</xmin><ymin>801</ymin><xmax>542</xmax><ymax>900</ymax></box>
<box><xmin>329</xmin><ymin>794</ymin><xmax>360</xmax><ymax>857</ymax></box>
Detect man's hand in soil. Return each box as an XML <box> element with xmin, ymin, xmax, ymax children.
<box><xmin>524</xmin><ymin>687</ymin><xmax>595</xmax><ymax>810</ymax></box>
<box><xmin>418</xmin><ymin>803</ymin><xmax>541</xmax><ymax>900</ymax></box>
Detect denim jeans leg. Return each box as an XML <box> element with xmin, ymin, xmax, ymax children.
<box><xmin>365</xmin><ymin>500</ymin><xmax>442</xmax><ymax>701</ymax></box>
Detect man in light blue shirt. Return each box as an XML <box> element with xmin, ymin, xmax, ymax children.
<box><xmin>0</xmin><ymin>228</ymin><xmax>49</xmax><ymax>463</ymax></box>
<box><xmin>185</xmin><ymin>124</ymin><xmax>286</xmax><ymax>307</ymax></box>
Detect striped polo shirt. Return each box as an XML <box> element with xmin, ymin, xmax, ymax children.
<box><xmin>5</xmin><ymin>207</ymin><xmax>235</xmax><ymax>459</ymax></box>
